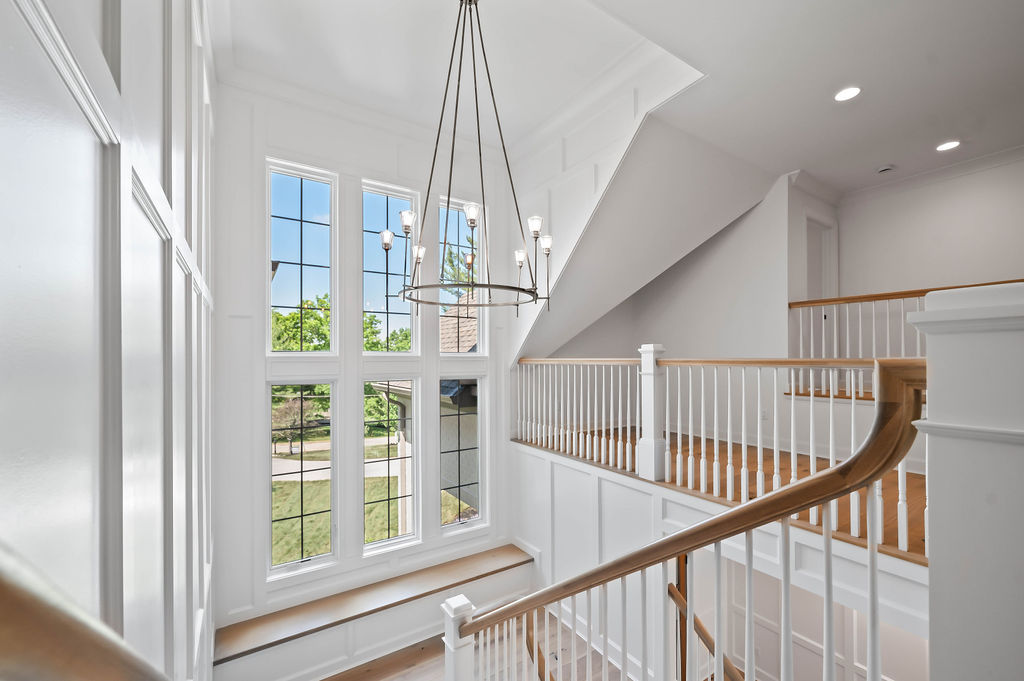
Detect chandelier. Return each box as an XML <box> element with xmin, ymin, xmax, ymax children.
<box><xmin>377</xmin><ymin>0</ymin><xmax>552</xmax><ymax>309</ymax></box>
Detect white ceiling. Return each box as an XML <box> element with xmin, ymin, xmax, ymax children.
<box><xmin>209</xmin><ymin>0</ymin><xmax>1024</xmax><ymax>195</ymax></box>
<box><xmin>587</xmin><ymin>0</ymin><xmax>1024</xmax><ymax>194</ymax></box>
<box><xmin>210</xmin><ymin>0</ymin><xmax>648</xmax><ymax>145</ymax></box>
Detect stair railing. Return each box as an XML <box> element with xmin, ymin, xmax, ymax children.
<box><xmin>0</xmin><ymin>541</ymin><xmax>167</xmax><ymax>680</ymax></box>
<box><xmin>447</xmin><ymin>357</ymin><xmax>924</xmax><ymax>681</ymax></box>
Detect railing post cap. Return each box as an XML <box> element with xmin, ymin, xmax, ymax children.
<box><xmin>638</xmin><ymin>343</ymin><xmax>665</xmax><ymax>354</ymax></box>
<box><xmin>442</xmin><ymin>593</ymin><xmax>475</xmax><ymax>618</ymax></box>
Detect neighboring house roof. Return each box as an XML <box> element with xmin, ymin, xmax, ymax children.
<box><xmin>440</xmin><ymin>291</ymin><xmax>478</xmax><ymax>353</ymax></box>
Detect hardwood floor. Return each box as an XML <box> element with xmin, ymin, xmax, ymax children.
<box><xmin>322</xmin><ymin>637</ymin><xmax>445</xmax><ymax>681</ymax></box>
<box><xmin>516</xmin><ymin>429</ymin><xmax>927</xmax><ymax>563</ymax></box>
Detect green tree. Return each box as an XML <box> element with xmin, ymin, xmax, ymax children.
<box><xmin>440</xmin><ymin>235</ymin><xmax>476</xmax><ymax>304</ymax></box>
<box><xmin>271</xmin><ymin>294</ymin><xmax>330</xmax><ymax>351</ymax></box>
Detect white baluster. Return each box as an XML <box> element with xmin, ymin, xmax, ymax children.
<box><xmin>898</xmin><ymin>457</ymin><xmax>908</xmax><ymax>551</ymax></box>
<box><xmin>714</xmin><ymin>542</ymin><xmax>724</xmax><ymax>681</ymax></box>
<box><xmin>512</xmin><ymin>615</ymin><xmax>518</xmax><ymax>681</ymax></box>
<box><xmin>635</xmin><ymin>365</ymin><xmax>642</xmax><ymax>452</ymax></box>
<box><xmin>557</xmin><ymin>600</ymin><xmax>563</xmax><ymax>681</ymax></box>
<box><xmin>845</xmin><ymin>302</ymin><xmax>851</xmax><ymax>360</ymax></box>
<box><xmin>789</xmin><ymin>368</ymin><xmax>798</xmax><ymax>521</ymax></box>
<box><xmin>714</xmin><ymin>366</ymin><xmax>721</xmax><ymax>497</ymax></box>
<box><xmin>821</xmin><ymin>305</ymin><xmax>826</xmax><ymax>360</ymax></box>
<box><xmin>571</xmin><ymin>594</ymin><xmax>578</xmax><ymax>681</ymax></box>
<box><xmin>829</xmin><ymin>368</ymin><xmax>838</xmax><ymax>528</ymax></box>
<box><xmin>916</xmin><ymin>297</ymin><xmax>923</xmax><ymax>356</ymax></box>
<box><xmin>522</xmin><ymin>614</ymin><xmax>529</xmax><ymax>681</ymax></box>
<box><xmin>885</xmin><ymin>299</ymin><xmax>892</xmax><ymax>357</ymax></box>
<box><xmin>809</xmin><ymin>369</ymin><xmax>818</xmax><ymax>525</ymax></box>
<box><xmin>726</xmin><ymin>367</ymin><xmax>734</xmax><ymax>500</ymax></box>
<box><xmin>810</xmin><ymin>305</ymin><xmax>816</xmax><ymax>359</ymax></box>
<box><xmin>823</xmin><ymin>507</ymin><xmax>835</xmax><ymax>681</ymax></box>
<box><xmin>586</xmin><ymin>589</ymin><xmax>593</xmax><ymax>681</ymax></box>
<box><xmin>677</xmin><ymin>366</ymin><xmax>684</xmax><ymax>487</ymax></box>
<box><xmin>685</xmin><ymin>554</ymin><xmax>696</xmax><ymax>681</ymax></box>
<box><xmin>700</xmin><ymin>367</ymin><xmax>707</xmax><ymax>493</ymax></box>
<box><xmin>877</xmin><ymin>478</ymin><xmax>885</xmax><ymax>545</ymax></box>
<box><xmin>626</xmin><ymin>365</ymin><xmax>633</xmax><ymax>472</ymax></box>
<box><xmin>665</xmin><ymin>362</ymin><xmax>672</xmax><ymax>481</ymax></box>
<box><xmin>799</xmin><ymin>305</ymin><xmax>805</xmax><ymax>358</ymax></box>
<box><xmin>833</xmin><ymin>304</ymin><xmax>839</xmax><ymax>358</ymax></box>
<box><xmin>773</xmin><ymin>368</ymin><xmax>781</xmax><ymax>491</ymax></box>
<box><xmin>866</xmin><ymin>483</ymin><xmax>881</xmax><ymax>681</ymax></box>
<box><xmin>872</xmin><ymin>300</ymin><xmax>878</xmax><ymax>360</ymax></box>
<box><xmin>544</xmin><ymin>605</ymin><xmax>550</xmax><ymax>681</ymax></box>
<box><xmin>640</xmin><ymin>568</ymin><xmax>648</xmax><ymax>681</ymax></box>
<box><xmin>589</xmin><ymin>365</ymin><xmax>595</xmax><ymax>461</ymax></box>
<box><xmin>601</xmin><ymin>584</ymin><xmax>609</xmax><ymax>680</ymax></box>
<box><xmin>741</xmin><ymin>367</ymin><xmax>749</xmax><ymax>503</ymax></box>
<box><xmin>900</xmin><ymin>298</ymin><xmax>906</xmax><ymax>357</ymax></box>
<box><xmin>506</xmin><ymin>619</ymin><xmax>511</xmax><ymax>681</ymax></box>
<box><xmin>799</xmin><ymin>308</ymin><xmax>806</xmax><ymax>392</ymax></box>
<box><xmin>533</xmin><ymin>608</ymin><xmax>540</xmax><ymax>681</ymax></box>
<box><xmin>757</xmin><ymin>367</ymin><xmax>765</xmax><ymax>498</ymax></box>
<box><xmin>780</xmin><ymin>518</ymin><xmax>793</xmax><ymax>681</ymax></box>
<box><xmin>601</xmin><ymin>365</ymin><xmax>608</xmax><ymax>464</ymax></box>
<box><xmin>688</xmin><ymin>367</ymin><xmax>695</xmax><ymax>489</ymax></box>
<box><xmin>849</xmin><ymin>368</ymin><xmax>860</xmax><ymax>538</ymax></box>
<box><xmin>617</xmin><ymin>365</ymin><xmax>624</xmax><ymax>469</ymax></box>
<box><xmin>619</xmin><ymin>577</ymin><xmax>627</xmax><ymax>680</ymax></box>
<box><xmin>744</xmin><ymin>532</ymin><xmax>755</xmax><ymax>681</ymax></box>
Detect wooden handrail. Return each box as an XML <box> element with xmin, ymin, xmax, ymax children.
<box><xmin>667</xmin><ymin>583</ymin><xmax>743</xmax><ymax>681</ymax></box>
<box><xmin>788</xmin><ymin>277</ymin><xmax>1024</xmax><ymax>309</ymax></box>
<box><xmin>462</xmin><ymin>358</ymin><xmax>925</xmax><ymax>638</ymax></box>
<box><xmin>656</xmin><ymin>358</ymin><xmax>875</xmax><ymax>368</ymax></box>
<box><xmin>519</xmin><ymin>357</ymin><xmax>641</xmax><ymax>365</ymax></box>
<box><xmin>0</xmin><ymin>542</ymin><xmax>167</xmax><ymax>681</ymax></box>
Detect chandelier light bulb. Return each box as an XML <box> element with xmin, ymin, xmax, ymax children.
<box><xmin>399</xmin><ymin>209</ymin><xmax>416</xmax><ymax>235</ymax></box>
<box><xmin>379</xmin><ymin>229</ymin><xmax>394</xmax><ymax>251</ymax></box>
<box><xmin>514</xmin><ymin>249</ymin><xmax>526</xmax><ymax>267</ymax></box>
<box><xmin>415</xmin><ymin>245</ymin><xmax>426</xmax><ymax>263</ymax></box>
<box><xmin>465</xmin><ymin>252</ymin><xmax>475</xmax><ymax>269</ymax></box>
<box><xmin>464</xmin><ymin>202</ymin><xmax>481</xmax><ymax>228</ymax></box>
<box><xmin>527</xmin><ymin>215</ymin><xmax>543</xmax><ymax>238</ymax></box>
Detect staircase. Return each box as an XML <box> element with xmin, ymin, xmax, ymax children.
<box><xmin>443</xmin><ymin>357</ymin><xmax>926</xmax><ymax>680</ymax></box>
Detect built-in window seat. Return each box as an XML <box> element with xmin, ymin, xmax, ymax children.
<box><xmin>213</xmin><ymin>545</ymin><xmax>533</xmax><ymax>668</ymax></box>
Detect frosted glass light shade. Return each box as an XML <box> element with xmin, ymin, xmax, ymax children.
<box><xmin>539</xmin><ymin>235</ymin><xmax>553</xmax><ymax>253</ymax></box>
<box><xmin>527</xmin><ymin>215</ymin><xmax>543</xmax><ymax>237</ymax></box>
<box><xmin>379</xmin><ymin>229</ymin><xmax>394</xmax><ymax>251</ymax></box>
<box><xmin>399</xmin><ymin>209</ymin><xmax>416</xmax><ymax>234</ymax></box>
<box><xmin>464</xmin><ymin>202</ymin><xmax>481</xmax><ymax>225</ymax></box>
<box><xmin>415</xmin><ymin>245</ymin><xmax>426</xmax><ymax>263</ymax></box>
<box><xmin>514</xmin><ymin>250</ymin><xmax>526</xmax><ymax>266</ymax></box>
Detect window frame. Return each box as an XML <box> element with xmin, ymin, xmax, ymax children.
<box><xmin>361</xmin><ymin>180</ymin><xmax>421</xmax><ymax>357</ymax></box>
<box><xmin>361</xmin><ymin>376</ymin><xmax>423</xmax><ymax>556</ymax></box>
<box><xmin>265</xmin><ymin>379</ymin><xmax>339</xmax><ymax>579</ymax></box>
<box><xmin>439</xmin><ymin>376</ymin><xmax>484</xmax><ymax>531</ymax></box>
<box><xmin>266</xmin><ymin>158</ymin><xmax>340</xmax><ymax>357</ymax></box>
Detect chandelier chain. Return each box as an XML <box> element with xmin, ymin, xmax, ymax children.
<box><xmin>438</xmin><ymin>2</ymin><xmax>470</xmax><ymax>286</ymax></box>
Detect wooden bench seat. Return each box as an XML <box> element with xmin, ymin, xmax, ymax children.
<box><xmin>213</xmin><ymin>544</ymin><xmax>533</xmax><ymax>666</ymax></box>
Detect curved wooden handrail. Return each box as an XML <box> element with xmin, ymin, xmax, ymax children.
<box><xmin>0</xmin><ymin>542</ymin><xmax>167</xmax><ymax>681</ymax></box>
<box><xmin>462</xmin><ymin>358</ymin><xmax>925</xmax><ymax>638</ymax></box>
<box><xmin>519</xmin><ymin>357</ymin><xmax>641</xmax><ymax>365</ymax></box>
<box><xmin>788</xmin><ymin>277</ymin><xmax>1024</xmax><ymax>309</ymax></box>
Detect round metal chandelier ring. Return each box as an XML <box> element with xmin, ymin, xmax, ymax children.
<box><xmin>401</xmin><ymin>283</ymin><xmax>540</xmax><ymax>308</ymax></box>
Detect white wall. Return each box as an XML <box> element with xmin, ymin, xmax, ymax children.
<box><xmin>838</xmin><ymin>146</ymin><xmax>1024</xmax><ymax>296</ymax></box>
<box><xmin>0</xmin><ymin>0</ymin><xmax>216</xmax><ymax>679</ymax></box>
<box><xmin>554</xmin><ymin>174</ymin><xmax>790</xmax><ymax>358</ymax></box>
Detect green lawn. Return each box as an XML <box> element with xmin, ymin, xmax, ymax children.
<box><xmin>271</xmin><ymin>442</ymin><xmax>397</xmax><ymax>462</ymax></box>
<box><xmin>271</xmin><ymin>478</ymin><xmax>479</xmax><ymax>565</ymax></box>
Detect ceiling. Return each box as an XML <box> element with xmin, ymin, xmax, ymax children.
<box><xmin>209</xmin><ymin>0</ymin><xmax>1024</xmax><ymax>195</ymax></box>
<box><xmin>588</xmin><ymin>0</ymin><xmax>1024</xmax><ymax>194</ymax></box>
<box><xmin>209</xmin><ymin>0</ymin><xmax>649</xmax><ymax>145</ymax></box>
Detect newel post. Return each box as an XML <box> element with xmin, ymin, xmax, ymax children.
<box><xmin>909</xmin><ymin>282</ymin><xmax>1024</xmax><ymax>681</ymax></box>
<box><xmin>637</xmin><ymin>343</ymin><xmax>666</xmax><ymax>481</ymax></box>
<box><xmin>442</xmin><ymin>594</ymin><xmax>477</xmax><ymax>681</ymax></box>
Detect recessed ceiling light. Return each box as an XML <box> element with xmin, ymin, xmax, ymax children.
<box><xmin>834</xmin><ymin>86</ymin><xmax>861</xmax><ymax>102</ymax></box>
<box><xmin>936</xmin><ymin>140</ymin><xmax>961</xmax><ymax>152</ymax></box>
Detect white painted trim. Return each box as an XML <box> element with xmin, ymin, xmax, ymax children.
<box><xmin>12</xmin><ymin>0</ymin><xmax>119</xmax><ymax>144</ymax></box>
<box><xmin>907</xmin><ymin>303</ymin><xmax>1024</xmax><ymax>333</ymax></box>
<box><xmin>912</xmin><ymin>419</ymin><xmax>1024</xmax><ymax>446</ymax></box>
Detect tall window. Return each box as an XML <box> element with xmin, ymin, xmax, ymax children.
<box><xmin>439</xmin><ymin>203</ymin><xmax>479</xmax><ymax>353</ymax></box>
<box><xmin>270</xmin><ymin>384</ymin><xmax>332</xmax><ymax>566</ymax></box>
<box><xmin>363</xmin><ymin>380</ymin><xmax>415</xmax><ymax>544</ymax></box>
<box><xmin>270</xmin><ymin>171</ymin><xmax>332</xmax><ymax>352</ymax></box>
<box><xmin>440</xmin><ymin>379</ymin><xmax>480</xmax><ymax>525</ymax></box>
<box><xmin>363</xmin><ymin>190</ymin><xmax>413</xmax><ymax>352</ymax></box>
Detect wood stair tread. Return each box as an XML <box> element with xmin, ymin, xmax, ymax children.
<box><xmin>214</xmin><ymin>544</ymin><xmax>532</xmax><ymax>665</ymax></box>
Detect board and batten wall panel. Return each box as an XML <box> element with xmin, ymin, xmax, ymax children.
<box><xmin>0</xmin><ymin>0</ymin><xmax>106</xmax><ymax>617</ymax></box>
<box><xmin>121</xmin><ymin>194</ymin><xmax>169</xmax><ymax>669</ymax></box>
